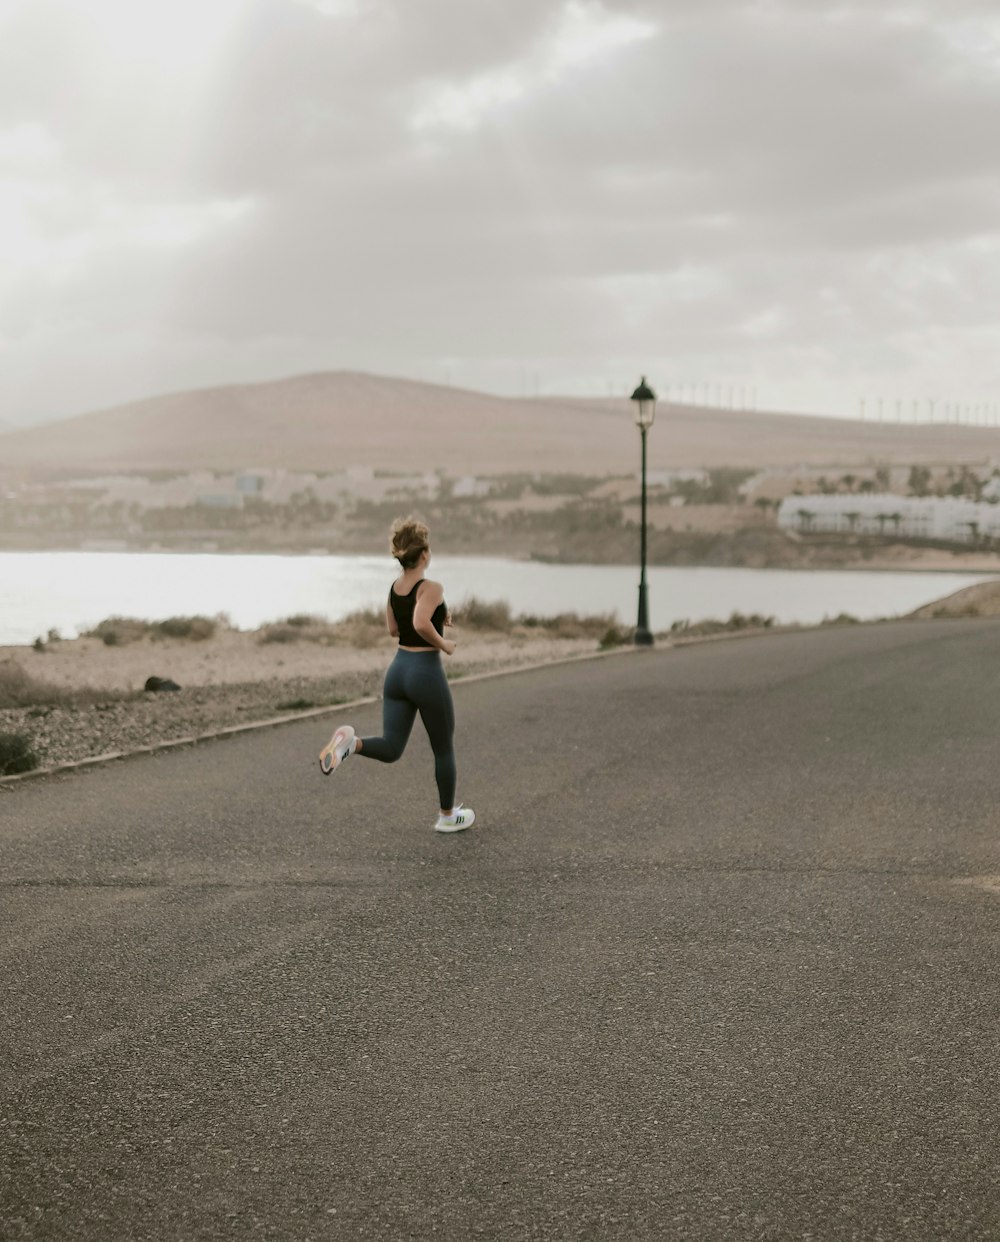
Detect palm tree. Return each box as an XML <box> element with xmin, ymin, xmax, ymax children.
<box><xmin>796</xmin><ymin>508</ymin><xmax>816</xmax><ymax>532</ymax></box>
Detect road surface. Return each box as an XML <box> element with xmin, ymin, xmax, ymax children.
<box><xmin>2</xmin><ymin>619</ymin><xmax>1000</xmax><ymax>1239</ymax></box>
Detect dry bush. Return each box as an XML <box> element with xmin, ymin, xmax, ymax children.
<box><xmin>669</xmin><ymin>611</ymin><xmax>775</xmax><ymax>637</ymax></box>
<box><xmin>0</xmin><ymin>662</ymin><xmax>68</xmax><ymax>707</ymax></box>
<box><xmin>337</xmin><ymin>607</ymin><xmax>383</xmax><ymax>627</ymax></box>
<box><xmin>154</xmin><ymin>615</ymin><xmax>218</xmax><ymax>641</ymax></box>
<box><xmin>83</xmin><ymin>616</ymin><xmax>152</xmax><ymax>646</ymax></box>
<box><xmin>598</xmin><ymin>625</ymin><xmax>630</xmax><ymax>649</ymax></box>
<box><xmin>258</xmin><ymin>624</ymin><xmax>304</xmax><ymax>644</ymax></box>
<box><xmin>330</xmin><ymin>608</ymin><xmax>386</xmax><ymax>649</ymax></box>
<box><xmin>0</xmin><ymin>730</ymin><xmax>38</xmax><ymax>775</ymax></box>
<box><xmin>0</xmin><ymin>661</ymin><xmax>125</xmax><ymax>709</ymax></box>
<box><xmin>256</xmin><ymin>599</ymin><xmax>625</xmax><ymax>650</ymax></box>
<box><xmin>515</xmin><ymin>610</ymin><xmax>618</xmax><ymax>639</ymax></box>
<box><xmin>456</xmin><ymin>597</ymin><xmax>513</xmax><ymax>631</ymax></box>
<box><xmin>541</xmin><ymin>611</ymin><xmax>617</xmax><ymax>639</ymax></box>
<box><xmin>934</xmin><ymin>602</ymin><xmax>981</xmax><ymax>618</ymax></box>
<box><xmin>83</xmin><ymin>614</ymin><xmax>219</xmax><ymax>645</ymax></box>
<box><xmin>257</xmin><ymin>609</ymin><xmax>384</xmax><ymax>648</ymax></box>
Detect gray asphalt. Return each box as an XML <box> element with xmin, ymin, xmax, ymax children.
<box><xmin>2</xmin><ymin>619</ymin><xmax>1000</xmax><ymax>1241</ymax></box>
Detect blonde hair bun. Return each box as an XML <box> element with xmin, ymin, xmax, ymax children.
<box><xmin>391</xmin><ymin>517</ymin><xmax>430</xmax><ymax>569</ymax></box>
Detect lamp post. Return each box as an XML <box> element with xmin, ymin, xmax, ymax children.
<box><xmin>630</xmin><ymin>375</ymin><xmax>656</xmax><ymax>647</ymax></box>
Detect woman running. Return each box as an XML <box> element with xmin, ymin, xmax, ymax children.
<box><xmin>319</xmin><ymin>518</ymin><xmax>475</xmax><ymax>833</ymax></box>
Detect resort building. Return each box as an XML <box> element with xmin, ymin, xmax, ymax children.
<box><xmin>778</xmin><ymin>494</ymin><xmax>1000</xmax><ymax>542</ymax></box>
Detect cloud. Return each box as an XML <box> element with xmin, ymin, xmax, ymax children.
<box><xmin>409</xmin><ymin>1</ymin><xmax>656</xmax><ymax>133</ymax></box>
<box><xmin>2</xmin><ymin>0</ymin><xmax>1000</xmax><ymax>424</ymax></box>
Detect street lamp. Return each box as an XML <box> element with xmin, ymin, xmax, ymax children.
<box><xmin>630</xmin><ymin>375</ymin><xmax>656</xmax><ymax>647</ymax></box>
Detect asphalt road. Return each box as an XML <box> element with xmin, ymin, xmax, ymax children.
<box><xmin>2</xmin><ymin>619</ymin><xmax>1000</xmax><ymax>1241</ymax></box>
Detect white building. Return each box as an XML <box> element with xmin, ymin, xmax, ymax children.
<box><xmin>980</xmin><ymin>474</ymin><xmax>1000</xmax><ymax>503</ymax></box>
<box><xmin>778</xmin><ymin>494</ymin><xmax>1000</xmax><ymax>542</ymax></box>
<box><xmin>452</xmin><ymin>475</ymin><xmax>492</xmax><ymax>498</ymax></box>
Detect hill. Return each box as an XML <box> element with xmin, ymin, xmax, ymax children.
<box><xmin>2</xmin><ymin>370</ymin><xmax>999</xmax><ymax>476</ymax></box>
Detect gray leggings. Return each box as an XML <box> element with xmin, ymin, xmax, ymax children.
<box><xmin>359</xmin><ymin>649</ymin><xmax>457</xmax><ymax>808</ymax></box>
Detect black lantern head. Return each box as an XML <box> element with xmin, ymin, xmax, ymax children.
<box><xmin>630</xmin><ymin>376</ymin><xmax>656</xmax><ymax>429</ymax></box>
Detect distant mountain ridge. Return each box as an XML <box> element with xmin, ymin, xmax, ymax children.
<box><xmin>2</xmin><ymin>370</ymin><xmax>997</xmax><ymax>476</ymax></box>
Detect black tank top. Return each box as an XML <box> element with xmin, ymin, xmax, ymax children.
<box><xmin>390</xmin><ymin>579</ymin><xmax>447</xmax><ymax>648</ymax></box>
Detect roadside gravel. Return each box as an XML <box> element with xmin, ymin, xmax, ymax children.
<box><xmin>0</xmin><ymin>642</ymin><xmax>602</xmax><ymax>773</ymax></box>
<box><xmin>0</xmin><ymin>671</ymin><xmax>379</xmax><ymax>771</ymax></box>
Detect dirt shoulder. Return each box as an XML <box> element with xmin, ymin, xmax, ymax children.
<box><xmin>906</xmin><ymin>578</ymin><xmax>1000</xmax><ymax>618</ymax></box>
<box><xmin>0</xmin><ymin>630</ymin><xmax>604</xmax><ymax>773</ymax></box>
<box><xmin>0</xmin><ymin>628</ymin><xmax>603</xmax><ymax>694</ymax></box>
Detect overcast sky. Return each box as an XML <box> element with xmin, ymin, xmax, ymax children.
<box><xmin>2</xmin><ymin>0</ymin><xmax>999</xmax><ymax>426</ymax></box>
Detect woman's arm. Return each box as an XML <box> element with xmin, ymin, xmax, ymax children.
<box><xmin>386</xmin><ymin>597</ymin><xmax>399</xmax><ymax>638</ymax></box>
<box><xmin>413</xmin><ymin>580</ymin><xmax>455</xmax><ymax>654</ymax></box>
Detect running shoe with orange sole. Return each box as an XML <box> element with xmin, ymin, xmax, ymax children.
<box><xmin>319</xmin><ymin>725</ymin><xmax>356</xmax><ymax>775</ymax></box>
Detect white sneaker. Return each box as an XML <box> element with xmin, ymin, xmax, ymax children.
<box><xmin>434</xmin><ymin>804</ymin><xmax>476</xmax><ymax>833</ymax></box>
<box><xmin>319</xmin><ymin>725</ymin><xmax>356</xmax><ymax>775</ymax></box>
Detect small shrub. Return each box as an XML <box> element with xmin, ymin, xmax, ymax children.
<box><xmin>929</xmin><ymin>602</ymin><xmax>983</xmax><ymax>619</ymax></box>
<box><xmin>257</xmin><ymin>610</ymin><xmax>383</xmax><ymax>648</ymax></box>
<box><xmin>32</xmin><ymin>636</ymin><xmax>45</xmax><ymax>653</ymax></box>
<box><xmin>509</xmin><ymin>610</ymin><xmax>616</xmax><ymax>640</ymax></box>
<box><xmin>535</xmin><ymin>611</ymin><xmax>617</xmax><ymax>640</ymax></box>
<box><xmin>0</xmin><ymin>731</ymin><xmax>39</xmax><ymax>776</ymax></box>
<box><xmin>0</xmin><ymin>663</ymin><xmax>52</xmax><ymax>708</ymax></box>
<box><xmin>258</xmin><ymin>625</ymin><xmax>303</xmax><ymax>644</ymax></box>
<box><xmin>154</xmin><ymin>615</ymin><xmax>217</xmax><ymax>641</ymax></box>
<box><xmin>332</xmin><ymin>609</ymin><xmax>385</xmax><ymax>649</ymax></box>
<box><xmin>338</xmin><ymin>607</ymin><xmax>383</xmax><ymax>627</ymax></box>
<box><xmin>82</xmin><ymin>614</ymin><xmax>219</xmax><ymax>644</ymax></box>
<box><xmin>0</xmin><ymin>660</ymin><xmax>125</xmax><ymax>709</ymax></box>
<box><xmin>669</xmin><ymin>612</ymin><xmax>775</xmax><ymax>638</ymax></box>
<box><xmin>458</xmin><ymin>597</ymin><xmax>513</xmax><ymax>632</ymax></box>
<box><xmin>83</xmin><ymin>617</ymin><xmax>151</xmax><ymax>646</ymax></box>
<box><xmin>598</xmin><ymin>625</ymin><xmax>628</xmax><ymax>649</ymax></box>
<box><xmin>276</xmin><ymin>698</ymin><xmax>315</xmax><ymax>712</ymax></box>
